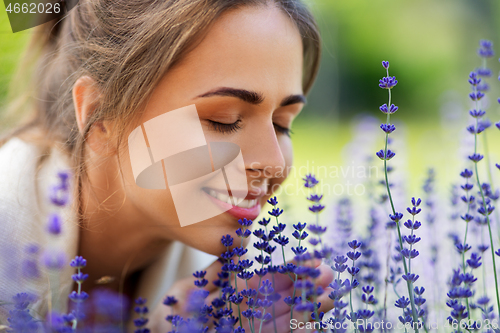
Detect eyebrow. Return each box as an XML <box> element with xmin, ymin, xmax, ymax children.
<box><xmin>196</xmin><ymin>87</ymin><xmax>307</xmax><ymax>107</ymax></box>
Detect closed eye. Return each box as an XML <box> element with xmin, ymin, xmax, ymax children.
<box><xmin>207</xmin><ymin>119</ymin><xmax>242</xmax><ymax>134</ymax></box>
<box><xmin>274</xmin><ymin>123</ymin><xmax>292</xmax><ymax>137</ymax></box>
<box><xmin>207</xmin><ymin>119</ymin><xmax>292</xmax><ymax>137</ymax></box>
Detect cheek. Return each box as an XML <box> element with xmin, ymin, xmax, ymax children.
<box><xmin>117</xmin><ymin>144</ymin><xmax>179</xmax><ymax>224</ymax></box>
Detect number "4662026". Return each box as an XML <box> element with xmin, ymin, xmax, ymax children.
<box><xmin>5</xmin><ymin>2</ymin><xmax>61</xmax><ymax>14</ymax></box>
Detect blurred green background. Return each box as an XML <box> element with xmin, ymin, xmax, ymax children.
<box><xmin>1</xmin><ymin>0</ymin><xmax>500</xmax><ymax>206</ymax></box>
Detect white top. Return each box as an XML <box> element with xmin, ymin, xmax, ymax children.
<box><xmin>0</xmin><ymin>137</ymin><xmax>217</xmax><ymax>327</ymax></box>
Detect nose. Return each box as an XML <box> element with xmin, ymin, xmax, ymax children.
<box><xmin>241</xmin><ymin>121</ymin><xmax>286</xmax><ymax>180</ymax></box>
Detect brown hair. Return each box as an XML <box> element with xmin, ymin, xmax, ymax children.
<box><xmin>1</xmin><ymin>0</ymin><xmax>321</xmax><ymax>205</ymax></box>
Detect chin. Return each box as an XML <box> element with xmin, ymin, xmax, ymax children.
<box><xmin>182</xmin><ymin>217</ymin><xmax>251</xmax><ymax>256</ymax></box>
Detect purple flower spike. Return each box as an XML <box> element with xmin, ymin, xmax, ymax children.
<box><xmin>267</xmin><ymin>197</ymin><xmax>278</xmax><ymax>206</ymax></box>
<box><xmin>57</xmin><ymin>171</ymin><xmax>71</xmax><ymax>190</ymax></box>
<box><xmin>42</xmin><ymin>250</ymin><xmax>67</xmax><ymax>270</ymax></box>
<box><xmin>379</xmin><ymin>103</ymin><xmax>398</xmax><ymax>114</ymax></box>
<box><xmin>269</xmin><ymin>207</ymin><xmax>284</xmax><ymax>217</ymax></box>
<box><xmin>478</xmin><ymin>39</ymin><xmax>494</xmax><ymax>58</ymax></box>
<box><xmin>395</xmin><ymin>296</ymin><xmax>410</xmax><ymax>309</ymax></box>
<box><xmin>13</xmin><ymin>293</ymin><xmax>37</xmax><ymax>310</ymax></box>
<box><xmin>163</xmin><ymin>296</ymin><xmax>178</xmax><ymax>306</ymax></box>
<box><xmin>477</xmin><ymin>68</ymin><xmax>492</xmax><ymax>77</ymax></box>
<box><xmin>70</xmin><ymin>256</ymin><xmax>87</xmax><ymax>268</ymax></box>
<box><xmin>72</xmin><ymin>272</ymin><xmax>89</xmax><ymax>283</ymax></box>
<box><xmin>307</xmin><ymin>194</ymin><xmax>323</xmax><ymax>202</ymax></box>
<box><xmin>49</xmin><ymin>185</ymin><xmax>69</xmax><ymax>207</ymax></box>
<box><xmin>402</xmin><ymin>273</ymin><xmax>419</xmax><ymax>283</ymax></box>
<box><xmin>69</xmin><ymin>290</ymin><xmax>89</xmax><ymax>303</ymax></box>
<box><xmin>376</xmin><ymin>149</ymin><xmax>396</xmax><ymax>160</ymax></box>
<box><xmin>379</xmin><ymin>76</ymin><xmax>398</xmax><ymax>89</ymax></box>
<box><xmin>303</xmin><ymin>173</ymin><xmax>319</xmax><ymax>188</ymax></box>
<box><xmin>496</xmin><ymin>164</ymin><xmax>500</xmax><ymax>170</ymax></box>
<box><xmin>380</xmin><ymin>123</ymin><xmax>396</xmax><ymax>134</ymax></box>
<box><xmin>468</xmin><ymin>72</ymin><xmax>481</xmax><ymax>86</ymax></box>
<box><xmin>259</xmin><ymin>279</ymin><xmax>274</xmax><ymax>296</ymax></box>
<box><xmin>308</xmin><ymin>204</ymin><xmax>325</xmax><ymax>213</ymax></box>
<box><xmin>469</xmin><ymin>92</ymin><xmax>485</xmax><ymax>101</ymax></box>
<box><xmin>348</xmin><ymin>240</ymin><xmax>362</xmax><ymax>249</ymax></box>
<box><xmin>389</xmin><ymin>212</ymin><xmax>403</xmax><ymax>222</ymax></box>
<box><xmin>47</xmin><ymin>213</ymin><xmax>62</xmax><ymax>235</ymax></box>
<box><xmin>135</xmin><ymin>297</ymin><xmax>147</xmax><ymax>305</ymax></box>
<box><xmin>469</xmin><ymin>109</ymin><xmax>486</xmax><ymax>118</ymax></box>
<box><xmin>468</xmin><ymin>153</ymin><xmax>484</xmax><ymax>163</ymax></box>
<box><xmin>221</xmin><ymin>235</ymin><xmax>234</xmax><ymax>247</ymax></box>
<box><xmin>496</xmin><ymin>122</ymin><xmax>500</xmax><ymax>129</ymax></box>
<box><xmin>237</xmin><ymin>218</ymin><xmax>252</xmax><ymax>227</ymax></box>
<box><xmin>467</xmin><ymin>125</ymin><xmax>484</xmax><ymax>134</ymax></box>
<box><xmin>382</xmin><ymin>61</ymin><xmax>389</xmax><ymax>69</ymax></box>
<box><xmin>460</xmin><ymin>169</ymin><xmax>473</xmax><ymax>178</ymax></box>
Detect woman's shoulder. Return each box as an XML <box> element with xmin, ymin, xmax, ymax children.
<box><xmin>0</xmin><ymin>136</ymin><xmax>79</xmax><ymax>322</ymax></box>
<box><xmin>0</xmin><ymin>136</ymin><xmax>64</xmax><ymax>224</ymax></box>
<box><xmin>0</xmin><ymin>137</ymin><xmax>45</xmax><ymax>225</ymax></box>
<box><xmin>0</xmin><ymin>134</ymin><xmax>79</xmax><ymax>252</ymax></box>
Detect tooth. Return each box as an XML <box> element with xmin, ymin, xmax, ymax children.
<box><xmin>209</xmin><ymin>190</ymin><xmax>217</xmax><ymax>198</ymax></box>
<box><xmin>215</xmin><ymin>192</ymin><xmax>231</xmax><ymax>205</ymax></box>
<box><xmin>240</xmin><ymin>199</ymin><xmax>252</xmax><ymax>208</ymax></box>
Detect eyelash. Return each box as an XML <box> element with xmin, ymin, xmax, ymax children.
<box><xmin>207</xmin><ymin>119</ymin><xmax>293</xmax><ymax>137</ymax></box>
<box><xmin>207</xmin><ymin>119</ymin><xmax>242</xmax><ymax>134</ymax></box>
<box><xmin>274</xmin><ymin>124</ymin><xmax>293</xmax><ymax>137</ymax></box>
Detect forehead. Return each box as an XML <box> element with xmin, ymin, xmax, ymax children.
<box><xmin>162</xmin><ymin>4</ymin><xmax>304</xmax><ymax>103</ymax></box>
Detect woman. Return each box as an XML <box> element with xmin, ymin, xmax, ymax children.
<box><xmin>0</xmin><ymin>0</ymin><xmax>333</xmax><ymax>331</ymax></box>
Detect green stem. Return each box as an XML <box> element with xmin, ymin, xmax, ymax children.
<box><xmin>461</xmin><ymin>221</ymin><xmax>471</xmax><ymax>319</ymax></box>
<box><xmin>290</xmin><ymin>236</ymin><xmax>302</xmax><ymax>333</ymax></box>
<box><xmin>460</xmin><ymin>176</ymin><xmax>472</xmax><ymax>321</ymax></box>
<box><xmin>474</xmin><ymin>162</ymin><xmax>500</xmax><ymax>319</ymax></box>
<box><xmin>349</xmin><ymin>258</ymin><xmax>358</xmax><ymax>333</ymax></box>
<box><xmin>481</xmin><ymin>228</ymin><xmax>487</xmax><ymax>297</ymax></box>
<box><xmin>245</xmin><ymin>280</ymin><xmax>255</xmax><ymax>333</ymax></box>
<box><xmin>258</xmin><ymin>302</ymin><xmax>267</xmax><ymax>333</ymax></box>
<box><xmin>235</xmin><ymin>271</ymin><xmax>242</xmax><ymax>327</ymax></box>
<box><xmin>482</xmin><ymin>129</ymin><xmax>500</xmax><ymax>242</ymax></box>
<box><xmin>472</xmin><ymin>90</ymin><xmax>500</xmax><ymax>319</ymax></box>
<box><xmin>381</xmin><ymin>76</ymin><xmax>419</xmax><ymax>330</ymax></box>
<box><xmin>383</xmin><ymin>126</ymin><xmax>419</xmax><ymax>332</ymax></box>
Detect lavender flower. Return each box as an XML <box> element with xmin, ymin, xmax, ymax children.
<box><xmin>303</xmin><ymin>174</ymin><xmax>319</xmax><ymax>188</ymax></box>
<box><xmin>378</xmin><ymin>76</ymin><xmax>398</xmax><ymax>89</ymax></box>
<box><xmin>49</xmin><ymin>171</ymin><xmax>71</xmax><ymax>207</ymax></box>
<box><xmin>376</xmin><ymin>61</ymin><xmax>424</xmax><ymax>330</ymax></box>
<box><xmin>47</xmin><ymin>213</ymin><xmax>62</xmax><ymax>235</ymax></box>
<box><xmin>465</xmin><ymin>60</ymin><xmax>500</xmax><ymax>319</ymax></box>
<box><xmin>7</xmin><ymin>293</ymin><xmax>40</xmax><ymax>332</ymax></box>
<box><xmin>41</xmin><ymin>250</ymin><xmax>67</xmax><ymax>270</ymax></box>
<box><xmin>67</xmin><ymin>255</ymin><xmax>89</xmax><ymax>330</ymax></box>
<box><xmin>478</xmin><ymin>39</ymin><xmax>494</xmax><ymax>58</ymax></box>
<box><xmin>133</xmin><ymin>297</ymin><xmax>150</xmax><ymax>333</ymax></box>
<box><xmin>90</xmin><ymin>288</ymin><xmax>130</xmax><ymax>330</ymax></box>
<box><xmin>379</xmin><ymin>103</ymin><xmax>398</xmax><ymax>114</ymax></box>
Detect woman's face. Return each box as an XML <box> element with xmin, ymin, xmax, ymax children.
<box><xmin>119</xmin><ymin>4</ymin><xmax>305</xmax><ymax>255</ymax></box>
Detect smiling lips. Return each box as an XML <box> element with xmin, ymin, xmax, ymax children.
<box><xmin>203</xmin><ymin>187</ymin><xmax>263</xmax><ymax>220</ymax></box>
